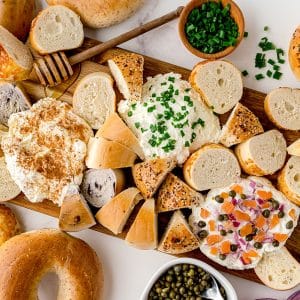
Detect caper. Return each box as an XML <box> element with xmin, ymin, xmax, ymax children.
<box><xmin>176</xmin><ymin>282</ymin><xmax>182</xmax><ymax>287</ymax></box>
<box><xmin>272</xmin><ymin>239</ymin><xmax>279</xmax><ymax>247</ymax></box>
<box><xmin>219</xmin><ymin>254</ymin><xmax>226</xmax><ymax>260</ymax></box>
<box><xmin>262</xmin><ymin>209</ymin><xmax>270</xmax><ymax>218</ymax></box>
<box><xmin>187</xmin><ymin>278</ymin><xmax>193</xmax><ymax>286</ymax></box>
<box><xmin>174</xmin><ymin>265</ymin><xmax>182</xmax><ymax>273</ymax></box>
<box><xmin>188</xmin><ymin>269</ymin><xmax>195</xmax><ymax>277</ymax></box>
<box><xmin>254</xmin><ymin>242</ymin><xmax>262</xmax><ymax>249</ymax></box>
<box><xmin>220</xmin><ymin>229</ymin><xmax>227</xmax><ymax>236</ymax></box>
<box><xmin>229</xmin><ymin>190</ymin><xmax>236</xmax><ymax>197</ymax></box>
<box><xmin>271</xmin><ymin>199</ymin><xmax>280</xmax><ymax>209</ymax></box>
<box><xmin>223</xmin><ymin>214</ymin><xmax>229</xmax><ymax>221</ymax></box>
<box><xmin>193</xmin><ymin>285</ymin><xmax>200</xmax><ymax>293</ymax></box>
<box><xmin>245</xmin><ymin>234</ymin><xmax>253</xmax><ymax>241</ymax></box>
<box><xmin>168</xmin><ymin>269</ymin><xmax>174</xmax><ymax>275</ymax></box>
<box><xmin>218</xmin><ymin>214</ymin><xmax>224</xmax><ymax>221</ymax></box>
<box><xmin>169</xmin><ymin>291</ymin><xmax>176</xmax><ymax>299</ymax></box>
<box><xmin>189</xmin><ymin>264</ymin><xmax>195</xmax><ymax>269</ymax></box>
<box><xmin>190</xmin><ymin>296</ymin><xmax>196</xmax><ymax>300</ymax></box>
<box><xmin>197</xmin><ymin>230</ymin><xmax>208</xmax><ymax>239</ymax></box>
<box><xmin>171</xmin><ymin>283</ymin><xmax>175</xmax><ymax>288</ymax></box>
<box><xmin>215</xmin><ymin>195</ymin><xmax>224</xmax><ymax>203</ymax></box>
<box><xmin>179</xmin><ymin>287</ymin><xmax>185</xmax><ymax>294</ymax></box>
<box><xmin>286</xmin><ymin>220</ymin><xmax>294</xmax><ymax>229</ymax></box>
<box><xmin>201</xmin><ymin>280</ymin><xmax>208</xmax><ymax>286</ymax></box>
<box><xmin>175</xmin><ymin>296</ymin><xmax>180</xmax><ymax>300</ymax></box>
<box><xmin>166</xmin><ymin>275</ymin><xmax>173</xmax><ymax>282</ymax></box>
<box><xmin>228</xmin><ymin>229</ymin><xmax>233</xmax><ymax>234</ymax></box>
<box><xmin>156</xmin><ymin>288</ymin><xmax>162</xmax><ymax>294</ymax></box>
<box><xmin>278</xmin><ymin>211</ymin><xmax>285</xmax><ymax>218</ymax></box>
<box><xmin>177</xmin><ymin>276</ymin><xmax>182</xmax><ymax>282</ymax></box>
<box><xmin>230</xmin><ymin>244</ymin><xmax>238</xmax><ymax>252</ymax></box>
<box><xmin>162</xmin><ymin>287</ymin><xmax>169</xmax><ymax>293</ymax></box>
<box><xmin>240</xmin><ymin>193</ymin><xmax>247</xmax><ymax>199</ymax></box>
<box><xmin>183</xmin><ymin>264</ymin><xmax>188</xmax><ymax>271</ymax></box>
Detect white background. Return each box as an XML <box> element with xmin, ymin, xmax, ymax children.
<box><xmin>12</xmin><ymin>0</ymin><xmax>300</xmax><ymax>299</ymax></box>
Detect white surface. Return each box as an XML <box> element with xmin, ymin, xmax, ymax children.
<box><xmin>16</xmin><ymin>0</ymin><xmax>300</xmax><ymax>299</ymax></box>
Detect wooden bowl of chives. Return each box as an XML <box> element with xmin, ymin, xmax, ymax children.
<box><xmin>178</xmin><ymin>0</ymin><xmax>245</xmax><ymax>60</ymax></box>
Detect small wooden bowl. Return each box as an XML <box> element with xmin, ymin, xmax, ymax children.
<box><xmin>178</xmin><ymin>0</ymin><xmax>245</xmax><ymax>59</ymax></box>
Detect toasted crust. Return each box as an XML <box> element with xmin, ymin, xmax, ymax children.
<box><xmin>96</xmin><ymin>113</ymin><xmax>144</xmax><ymax>159</ymax></box>
<box><xmin>132</xmin><ymin>157</ymin><xmax>176</xmax><ymax>199</ymax></box>
<box><xmin>289</xmin><ymin>26</ymin><xmax>300</xmax><ymax>80</ymax></box>
<box><xmin>95</xmin><ymin>187</ymin><xmax>142</xmax><ymax>235</ymax></box>
<box><xmin>158</xmin><ymin>210</ymin><xmax>199</xmax><ymax>254</ymax></box>
<box><xmin>220</xmin><ymin>103</ymin><xmax>264</xmax><ymax>147</ymax></box>
<box><xmin>125</xmin><ymin>198</ymin><xmax>157</xmax><ymax>250</ymax></box>
<box><xmin>157</xmin><ymin>173</ymin><xmax>204</xmax><ymax>212</ymax></box>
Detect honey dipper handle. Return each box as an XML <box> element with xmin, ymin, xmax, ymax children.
<box><xmin>69</xmin><ymin>6</ymin><xmax>184</xmax><ymax>65</ymax></box>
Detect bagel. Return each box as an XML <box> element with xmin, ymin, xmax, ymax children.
<box><xmin>0</xmin><ymin>229</ymin><xmax>103</xmax><ymax>300</ymax></box>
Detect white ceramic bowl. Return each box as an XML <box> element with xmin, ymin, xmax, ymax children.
<box><xmin>140</xmin><ymin>258</ymin><xmax>238</xmax><ymax>300</ymax></box>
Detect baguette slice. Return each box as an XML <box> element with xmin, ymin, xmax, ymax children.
<box><xmin>59</xmin><ymin>185</ymin><xmax>96</xmax><ymax>232</ymax></box>
<box><xmin>220</xmin><ymin>103</ymin><xmax>264</xmax><ymax>147</ymax></box>
<box><xmin>287</xmin><ymin>139</ymin><xmax>300</xmax><ymax>156</ymax></box>
<box><xmin>132</xmin><ymin>157</ymin><xmax>176</xmax><ymax>199</ymax></box>
<box><xmin>108</xmin><ymin>53</ymin><xmax>144</xmax><ymax>102</ymax></box>
<box><xmin>125</xmin><ymin>198</ymin><xmax>157</xmax><ymax>250</ymax></box>
<box><xmin>157</xmin><ymin>173</ymin><xmax>204</xmax><ymax>212</ymax></box>
<box><xmin>0</xmin><ymin>26</ymin><xmax>33</xmax><ymax>81</ymax></box>
<box><xmin>29</xmin><ymin>5</ymin><xmax>84</xmax><ymax>54</ymax></box>
<box><xmin>158</xmin><ymin>210</ymin><xmax>199</xmax><ymax>254</ymax></box>
<box><xmin>96</xmin><ymin>112</ymin><xmax>144</xmax><ymax>159</ymax></box>
<box><xmin>235</xmin><ymin>130</ymin><xmax>287</xmax><ymax>176</ymax></box>
<box><xmin>278</xmin><ymin>156</ymin><xmax>300</xmax><ymax>206</ymax></box>
<box><xmin>189</xmin><ymin>60</ymin><xmax>243</xmax><ymax>114</ymax></box>
<box><xmin>264</xmin><ymin>88</ymin><xmax>300</xmax><ymax>131</ymax></box>
<box><xmin>183</xmin><ymin>144</ymin><xmax>241</xmax><ymax>191</ymax></box>
<box><xmin>254</xmin><ymin>247</ymin><xmax>300</xmax><ymax>290</ymax></box>
<box><xmin>73</xmin><ymin>72</ymin><xmax>116</xmax><ymax>129</ymax></box>
<box><xmin>85</xmin><ymin>137</ymin><xmax>137</xmax><ymax>169</ymax></box>
<box><xmin>95</xmin><ymin>187</ymin><xmax>142</xmax><ymax>235</ymax></box>
<box><xmin>289</xmin><ymin>25</ymin><xmax>300</xmax><ymax>80</ymax></box>
<box><xmin>0</xmin><ymin>125</ymin><xmax>8</xmax><ymax>157</ymax></box>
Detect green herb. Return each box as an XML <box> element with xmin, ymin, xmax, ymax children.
<box><xmin>267</xmin><ymin>58</ymin><xmax>275</xmax><ymax>65</ymax></box>
<box><xmin>150</xmin><ymin>124</ymin><xmax>157</xmax><ymax>133</ymax></box>
<box><xmin>273</xmin><ymin>65</ymin><xmax>280</xmax><ymax>71</ymax></box>
<box><xmin>162</xmin><ymin>139</ymin><xmax>176</xmax><ymax>153</ymax></box>
<box><xmin>276</xmin><ymin>48</ymin><xmax>285</xmax><ymax>64</ymax></box>
<box><xmin>141</xmin><ymin>128</ymin><xmax>148</xmax><ymax>133</ymax></box>
<box><xmin>273</xmin><ymin>71</ymin><xmax>282</xmax><ymax>80</ymax></box>
<box><xmin>266</xmin><ymin>70</ymin><xmax>272</xmax><ymax>77</ymax></box>
<box><xmin>242</xmin><ymin>70</ymin><xmax>248</xmax><ymax>77</ymax></box>
<box><xmin>258</xmin><ymin>37</ymin><xmax>275</xmax><ymax>51</ymax></box>
<box><xmin>185</xmin><ymin>88</ymin><xmax>191</xmax><ymax>92</ymax></box>
<box><xmin>184</xmin><ymin>141</ymin><xmax>190</xmax><ymax>147</ymax></box>
<box><xmin>264</xmin><ymin>26</ymin><xmax>269</xmax><ymax>31</ymax></box>
<box><xmin>131</xmin><ymin>103</ymin><xmax>137</xmax><ymax>110</ymax></box>
<box><xmin>127</xmin><ymin>111</ymin><xmax>133</xmax><ymax>117</ymax></box>
<box><xmin>168</xmin><ymin>76</ymin><xmax>175</xmax><ymax>83</ymax></box>
<box><xmin>161</xmin><ymin>82</ymin><xmax>167</xmax><ymax>86</ymax></box>
<box><xmin>180</xmin><ymin>130</ymin><xmax>185</xmax><ymax>137</ymax></box>
<box><xmin>244</xmin><ymin>31</ymin><xmax>248</xmax><ymax>38</ymax></box>
<box><xmin>255</xmin><ymin>53</ymin><xmax>266</xmax><ymax>68</ymax></box>
<box><xmin>135</xmin><ymin>122</ymin><xmax>140</xmax><ymax>129</ymax></box>
<box><xmin>147</xmin><ymin>106</ymin><xmax>156</xmax><ymax>113</ymax></box>
<box><xmin>255</xmin><ymin>73</ymin><xmax>265</xmax><ymax>80</ymax></box>
<box><xmin>190</xmin><ymin>132</ymin><xmax>197</xmax><ymax>143</ymax></box>
<box><xmin>151</xmin><ymin>93</ymin><xmax>156</xmax><ymax>97</ymax></box>
<box><xmin>175</xmin><ymin>89</ymin><xmax>179</xmax><ymax>96</ymax></box>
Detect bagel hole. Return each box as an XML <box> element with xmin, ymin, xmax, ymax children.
<box><xmin>38</xmin><ymin>272</ymin><xmax>59</xmax><ymax>299</ymax></box>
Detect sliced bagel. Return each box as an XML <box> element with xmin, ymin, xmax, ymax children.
<box><xmin>278</xmin><ymin>156</ymin><xmax>300</xmax><ymax>206</ymax></box>
<box><xmin>125</xmin><ymin>198</ymin><xmax>157</xmax><ymax>250</ymax></box>
<box><xmin>183</xmin><ymin>144</ymin><xmax>241</xmax><ymax>191</ymax></box>
<box><xmin>289</xmin><ymin>25</ymin><xmax>300</xmax><ymax>80</ymax></box>
<box><xmin>158</xmin><ymin>210</ymin><xmax>199</xmax><ymax>254</ymax></box>
<box><xmin>220</xmin><ymin>103</ymin><xmax>264</xmax><ymax>147</ymax></box>
<box><xmin>264</xmin><ymin>87</ymin><xmax>300</xmax><ymax>131</ymax></box>
<box><xmin>95</xmin><ymin>187</ymin><xmax>142</xmax><ymax>235</ymax></box>
<box><xmin>189</xmin><ymin>60</ymin><xmax>243</xmax><ymax>114</ymax></box>
<box><xmin>255</xmin><ymin>247</ymin><xmax>300</xmax><ymax>290</ymax></box>
<box><xmin>287</xmin><ymin>139</ymin><xmax>300</xmax><ymax>156</ymax></box>
<box><xmin>157</xmin><ymin>173</ymin><xmax>204</xmax><ymax>212</ymax></box>
<box><xmin>132</xmin><ymin>157</ymin><xmax>176</xmax><ymax>199</ymax></box>
<box><xmin>235</xmin><ymin>130</ymin><xmax>287</xmax><ymax>176</ymax></box>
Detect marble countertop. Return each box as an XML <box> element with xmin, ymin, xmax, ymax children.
<box><xmin>16</xmin><ymin>0</ymin><xmax>300</xmax><ymax>299</ymax></box>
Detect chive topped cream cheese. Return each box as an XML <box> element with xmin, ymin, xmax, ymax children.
<box><xmin>118</xmin><ymin>73</ymin><xmax>220</xmax><ymax>164</ymax></box>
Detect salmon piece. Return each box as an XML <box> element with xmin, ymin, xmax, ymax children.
<box><xmin>247</xmin><ymin>249</ymin><xmax>259</xmax><ymax>257</ymax></box>
<box><xmin>208</xmin><ymin>220</ymin><xmax>215</xmax><ymax>231</ymax></box>
<box><xmin>269</xmin><ymin>214</ymin><xmax>280</xmax><ymax>229</ymax></box>
<box><xmin>233</xmin><ymin>210</ymin><xmax>250</xmax><ymax>221</ymax></box>
<box><xmin>254</xmin><ymin>231</ymin><xmax>265</xmax><ymax>242</ymax></box>
<box><xmin>255</xmin><ymin>214</ymin><xmax>266</xmax><ymax>228</ymax></box>
<box><xmin>257</xmin><ymin>190</ymin><xmax>272</xmax><ymax>200</ymax></box>
<box><xmin>239</xmin><ymin>223</ymin><xmax>253</xmax><ymax>237</ymax></box>
<box><xmin>221</xmin><ymin>201</ymin><xmax>235</xmax><ymax>214</ymax></box>
<box><xmin>220</xmin><ymin>192</ymin><xmax>229</xmax><ymax>199</ymax></box>
<box><xmin>243</xmin><ymin>200</ymin><xmax>257</xmax><ymax>208</ymax></box>
<box><xmin>206</xmin><ymin>235</ymin><xmax>223</xmax><ymax>245</ymax></box>
<box><xmin>261</xmin><ymin>201</ymin><xmax>271</xmax><ymax>209</ymax></box>
<box><xmin>210</xmin><ymin>247</ymin><xmax>218</xmax><ymax>255</ymax></box>
<box><xmin>273</xmin><ymin>233</ymin><xmax>288</xmax><ymax>242</ymax></box>
<box><xmin>200</xmin><ymin>208</ymin><xmax>210</xmax><ymax>219</ymax></box>
<box><xmin>231</xmin><ymin>184</ymin><xmax>243</xmax><ymax>194</ymax></box>
<box><xmin>242</xmin><ymin>249</ymin><xmax>259</xmax><ymax>264</ymax></box>
<box><xmin>289</xmin><ymin>208</ymin><xmax>297</xmax><ymax>221</ymax></box>
<box><xmin>220</xmin><ymin>240</ymin><xmax>231</xmax><ymax>254</ymax></box>
<box><xmin>241</xmin><ymin>255</ymin><xmax>251</xmax><ymax>265</ymax></box>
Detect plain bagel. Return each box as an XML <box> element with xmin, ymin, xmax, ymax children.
<box><xmin>0</xmin><ymin>229</ymin><xmax>103</xmax><ymax>300</ymax></box>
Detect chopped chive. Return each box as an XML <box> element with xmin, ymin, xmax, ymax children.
<box><xmin>161</xmin><ymin>82</ymin><xmax>167</xmax><ymax>86</ymax></box>
<box><xmin>266</xmin><ymin>70</ymin><xmax>272</xmax><ymax>77</ymax></box>
<box><xmin>264</xmin><ymin>26</ymin><xmax>269</xmax><ymax>31</ymax></box>
<box><xmin>273</xmin><ymin>71</ymin><xmax>282</xmax><ymax>80</ymax></box>
<box><xmin>175</xmin><ymin>89</ymin><xmax>179</xmax><ymax>95</ymax></box>
<box><xmin>276</xmin><ymin>48</ymin><xmax>285</xmax><ymax>64</ymax></box>
<box><xmin>255</xmin><ymin>53</ymin><xmax>266</xmax><ymax>68</ymax></box>
<box><xmin>255</xmin><ymin>73</ymin><xmax>265</xmax><ymax>80</ymax></box>
<box><xmin>135</xmin><ymin>122</ymin><xmax>140</xmax><ymax>129</ymax></box>
<box><xmin>180</xmin><ymin>130</ymin><xmax>185</xmax><ymax>137</ymax></box>
<box><xmin>127</xmin><ymin>111</ymin><xmax>133</xmax><ymax>117</ymax></box>
<box><xmin>267</xmin><ymin>58</ymin><xmax>275</xmax><ymax>65</ymax></box>
<box><xmin>185</xmin><ymin>88</ymin><xmax>191</xmax><ymax>92</ymax></box>
<box><xmin>273</xmin><ymin>65</ymin><xmax>280</xmax><ymax>71</ymax></box>
<box><xmin>147</xmin><ymin>106</ymin><xmax>156</xmax><ymax>113</ymax></box>
<box><xmin>244</xmin><ymin>31</ymin><xmax>248</xmax><ymax>38</ymax></box>
<box><xmin>168</xmin><ymin>76</ymin><xmax>175</xmax><ymax>83</ymax></box>
<box><xmin>151</xmin><ymin>93</ymin><xmax>156</xmax><ymax>97</ymax></box>
<box><xmin>185</xmin><ymin>141</ymin><xmax>190</xmax><ymax>147</ymax></box>
<box><xmin>242</xmin><ymin>70</ymin><xmax>248</xmax><ymax>77</ymax></box>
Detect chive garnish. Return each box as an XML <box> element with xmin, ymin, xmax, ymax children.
<box><xmin>244</xmin><ymin>32</ymin><xmax>248</xmax><ymax>38</ymax></box>
<box><xmin>127</xmin><ymin>111</ymin><xmax>133</xmax><ymax>117</ymax></box>
<box><xmin>273</xmin><ymin>71</ymin><xmax>282</xmax><ymax>80</ymax></box>
<box><xmin>273</xmin><ymin>65</ymin><xmax>280</xmax><ymax>71</ymax></box>
<box><xmin>276</xmin><ymin>48</ymin><xmax>285</xmax><ymax>64</ymax></box>
<box><xmin>255</xmin><ymin>74</ymin><xmax>265</xmax><ymax>80</ymax></box>
<box><xmin>264</xmin><ymin>26</ymin><xmax>269</xmax><ymax>31</ymax></box>
<box><xmin>242</xmin><ymin>70</ymin><xmax>248</xmax><ymax>77</ymax></box>
<box><xmin>168</xmin><ymin>76</ymin><xmax>175</xmax><ymax>83</ymax></box>
<box><xmin>147</xmin><ymin>106</ymin><xmax>156</xmax><ymax>113</ymax></box>
<box><xmin>266</xmin><ymin>70</ymin><xmax>272</xmax><ymax>77</ymax></box>
<box><xmin>255</xmin><ymin>53</ymin><xmax>266</xmax><ymax>68</ymax></box>
<box><xmin>267</xmin><ymin>58</ymin><xmax>275</xmax><ymax>65</ymax></box>
<box><xmin>135</xmin><ymin>122</ymin><xmax>140</xmax><ymax>129</ymax></box>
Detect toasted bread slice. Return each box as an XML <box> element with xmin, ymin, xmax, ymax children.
<box><xmin>132</xmin><ymin>157</ymin><xmax>176</xmax><ymax>199</ymax></box>
<box><xmin>255</xmin><ymin>247</ymin><xmax>300</xmax><ymax>290</ymax></box>
<box><xmin>85</xmin><ymin>137</ymin><xmax>137</xmax><ymax>169</ymax></box>
<box><xmin>157</xmin><ymin>173</ymin><xmax>204</xmax><ymax>212</ymax></box>
<box><xmin>108</xmin><ymin>53</ymin><xmax>144</xmax><ymax>102</ymax></box>
<box><xmin>95</xmin><ymin>187</ymin><xmax>142</xmax><ymax>235</ymax></box>
<box><xmin>289</xmin><ymin>25</ymin><xmax>300</xmax><ymax>80</ymax></box>
<box><xmin>287</xmin><ymin>139</ymin><xmax>300</xmax><ymax>156</ymax></box>
<box><xmin>96</xmin><ymin>112</ymin><xmax>144</xmax><ymax>159</ymax></box>
<box><xmin>59</xmin><ymin>185</ymin><xmax>96</xmax><ymax>232</ymax></box>
<box><xmin>158</xmin><ymin>210</ymin><xmax>199</xmax><ymax>254</ymax></box>
<box><xmin>125</xmin><ymin>198</ymin><xmax>157</xmax><ymax>250</ymax></box>
<box><xmin>220</xmin><ymin>103</ymin><xmax>264</xmax><ymax>147</ymax></box>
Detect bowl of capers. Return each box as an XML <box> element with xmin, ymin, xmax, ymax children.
<box><xmin>140</xmin><ymin>258</ymin><xmax>237</xmax><ymax>300</ymax></box>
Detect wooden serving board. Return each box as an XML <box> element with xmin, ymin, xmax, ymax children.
<box><xmin>9</xmin><ymin>37</ymin><xmax>300</xmax><ymax>284</ymax></box>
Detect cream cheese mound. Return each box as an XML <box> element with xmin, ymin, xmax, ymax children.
<box><xmin>118</xmin><ymin>73</ymin><xmax>220</xmax><ymax>164</ymax></box>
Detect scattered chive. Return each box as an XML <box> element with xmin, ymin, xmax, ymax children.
<box><xmin>255</xmin><ymin>53</ymin><xmax>266</xmax><ymax>68</ymax></box>
<box><xmin>127</xmin><ymin>111</ymin><xmax>133</xmax><ymax>117</ymax></box>
<box><xmin>267</xmin><ymin>58</ymin><xmax>275</xmax><ymax>65</ymax></box>
<box><xmin>242</xmin><ymin>70</ymin><xmax>249</xmax><ymax>77</ymax></box>
<box><xmin>273</xmin><ymin>71</ymin><xmax>282</xmax><ymax>80</ymax></box>
<box><xmin>244</xmin><ymin>31</ymin><xmax>248</xmax><ymax>38</ymax></box>
<box><xmin>135</xmin><ymin>122</ymin><xmax>140</xmax><ymax>129</ymax></box>
<box><xmin>273</xmin><ymin>65</ymin><xmax>280</xmax><ymax>71</ymax></box>
<box><xmin>255</xmin><ymin>73</ymin><xmax>265</xmax><ymax>80</ymax></box>
<box><xmin>264</xmin><ymin>26</ymin><xmax>269</xmax><ymax>31</ymax></box>
<box><xmin>276</xmin><ymin>48</ymin><xmax>285</xmax><ymax>64</ymax></box>
<box><xmin>168</xmin><ymin>76</ymin><xmax>175</xmax><ymax>83</ymax></box>
<box><xmin>266</xmin><ymin>70</ymin><xmax>272</xmax><ymax>77</ymax></box>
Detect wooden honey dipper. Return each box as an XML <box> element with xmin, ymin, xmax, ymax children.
<box><xmin>31</xmin><ymin>6</ymin><xmax>184</xmax><ymax>87</ymax></box>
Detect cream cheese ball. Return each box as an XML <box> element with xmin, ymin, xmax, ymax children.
<box><xmin>118</xmin><ymin>73</ymin><xmax>220</xmax><ymax>164</ymax></box>
<box><xmin>1</xmin><ymin>98</ymin><xmax>93</xmax><ymax>205</ymax></box>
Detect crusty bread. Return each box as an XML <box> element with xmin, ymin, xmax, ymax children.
<box><xmin>189</xmin><ymin>60</ymin><xmax>243</xmax><ymax>114</ymax></box>
<box><xmin>0</xmin><ymin>81</ymin><xmax>31</xmax><ymax>126</ymax></box>
<box><xmin>158</xmin><ymin>210</ymin><xmax>199</xmax><ymax>254</ymax></box>
<box><xmin>96</xmin><ymin>112</ymin><xmax>144</xmax><ymax>159</ymax></box>
<box><xmin>0</xmin><ymin>25</ymin><xmax>33</xmax><ymax>81</ymax></box>
<box><xmin>264</xmin><ymin>88</ymin><xmax>300</xmax><ymax>131</ymax></box>
<box><xmin>0</xmin><ymin>124</ymin><xmax>8</xmax><ymax>157</ymax></box>
<box><xmin>73</xmin><ymin>72</ymin><xmax>116</xmax><ymax>130</ymax></box>
<box><xmin>0</xmin><ymin>157</ymin><xmax>21</xmax><ymax>202</ymax></box>
<box><xmin>46</xmin><ymin>0</ymin><xmax>143</xmax><ymax>28</ymax></box>
<box><xmin>289</xmin><ymin>25</ymin><xmax>300</xmax><ymax>80</ymax></box>
<box><xmin>183</xmin><ymin>144</ymin><xmax>241</xmax><ymax>191</ymax></box>
<box><xmin>125</xmin><ymin>198</ymin><xmax>157</xmax><ymax>250</ymax></box>
<box><xmin>59</xmin><ymin>185</ymin><xmax>96</xmax><ymax>232</ymax></box>
<box><xmin>255</xmin><ymin>247</ymin><xmax>300</xmax><ymax>290</ymax></box>
<box><xmin>132</xmin><ymin>157</ymin><xmax>176</xmax><ymax>199</ymax></box>
<box><xmin>85</xmin><ymin>137</ymin><xmax>137</xmax><ymax>169</ymax></box>
<box><xmin>95</xmin><ymin>187</ymin><xmax>142</xmax><ymax>235</ymax></box>
<box><xmin>287</xmin><ymin>139</ymin><xmax>300</xmax><ymax>156</ymax></box>
<box><xmin>108</xmin><ymin>53</ymin><xmax>144</xmax><ymax>102</ymax></box>
<box><xmin>29</xmin><ymin>5</ymin><xmax>84</xmax><ymax>54</ymax></box>
<box><xmin>278</xmin><ymin>156</ymin><xmax>300</xmax><ymax>206</ymax></box>
<box><xmin>157</xmin><ymin>173</ymin><xmax>204</xmax><ymax>212</ymax></box>
<box><xmin>220</xmin><ymin>103</ymin><xmax>264</xmax><ymax>147</ymax></box>
<box><xmin>0</xmin><ymin>204</ymin><xmax>20</xmax><ymax>246</ymax></box>
<box><xmin>235</xmin><ymin>130</ymin><xmax>287</xmax><ymax>176</ymax></box>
